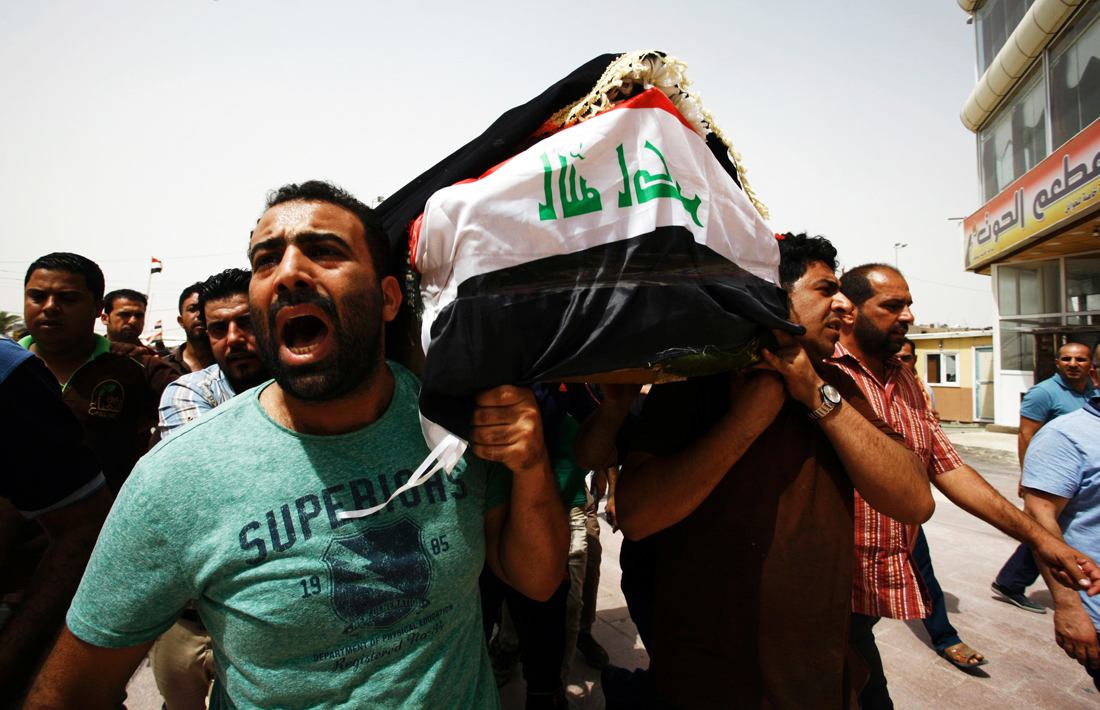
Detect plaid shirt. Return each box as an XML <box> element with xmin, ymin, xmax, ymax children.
<box><xmin>822</xmin><ymin>343</ymin><xmax>965</xmax><ymax>619</ymax></box>
<box><xmin>157</xmin><ymin>363</ymin><xmax>236</xmax><ymax>437</ymax></box>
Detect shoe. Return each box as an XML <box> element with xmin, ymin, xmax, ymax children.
<box><xmin>576</xmin><ymin>631</ymin><xmax>610</xmax><ymax>669</ymax></box>
<box><xmin>990</xmin><ymin>582</ymin><xmax>1047</xmax><ymax>613</ymax></box>
<box><xmin>939</xmin><ymin>642</ymin><xmax>989</xmax><ymax>670</ymax></box>
<box><xmin>489</xmin><ymin>635</ymin><xmax>520</xmax><ymax>687</ymax></box>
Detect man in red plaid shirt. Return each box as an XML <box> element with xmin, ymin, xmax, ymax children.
<box><xmin>825</xmin><ymin>263</ymin><xmax>1100</xmax><ymax>710</ymax></box>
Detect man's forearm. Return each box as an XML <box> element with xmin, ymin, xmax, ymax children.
<box><xmin>574</xmin><ymin>398</ymin><xmax>633</xmax><ymax>471</ymax></box>
<box><xmin>497</xmin><ymin>459</ymin><xmax>569</xmax><ymax>600</ymax></box>
<box><xmin>616</xmin><ymin>409</ymin><xmax>770</xmax><ymax>540</ymax></box>
<box><xmin>818</xmin><ymin>402</ymin><xmax>933</xmax><ymax>525</ymax></box>
<box><xmin>0</xmin><ymin>528</ymin><xmax>98</xmax><ymax>701</ymax></box>
<box><xmin>24</xmin><ymin>628</ymin><xmax>153</xmax><ymax>710</ymax></box>
<box><xmin>934</xmin><ymin>466</ymin><xmax>1049</xmax><ymax>545</ymax></box>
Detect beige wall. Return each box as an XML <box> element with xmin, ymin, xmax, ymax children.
<box><xmin>911</xmin><ymin>335</ymin><xmax>994</xmax><ymax>423</ymax></box>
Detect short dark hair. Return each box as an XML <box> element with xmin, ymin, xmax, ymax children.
<box><xmin>25</xmin><ymin>253</ymin><xmax>105</xmax><ymax>302</ymax></box>
<box><xmin>178</xmin><ymin>282</ymin><xmax>205</xmax><ymax>314</ymax></box>
<box><xmin>103</xmin><ymin>289</ymin><xmax>148</xmax><ymax>314</ymax></box>
<box><xmin>776</xmin><ymin>232</ymin><xmax>838</xmax><ymax>290</ymax></box>
<box><xmin>197</xmin><ymin>268</ymin><xmax>252</xmax><ymax>323</ymax></box>
<box><xmin>263</xmin><ymin>181</ymin><xmax>391</xmax><ymax>279</ymax></box>
<box><xmin>901</xmin><ymin>337</ymin><xmax>915</xmax><ymax>351</ymax></box>
<box><xmin>840</xmin><ymin>263</ymin><xmax>900</xmax><ymax>308</ymax></box>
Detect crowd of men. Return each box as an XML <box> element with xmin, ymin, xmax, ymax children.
<box><xmin>1</xmin><ymin>180</ymin><xmax>1098</xmax><ymax>710</ymax></box>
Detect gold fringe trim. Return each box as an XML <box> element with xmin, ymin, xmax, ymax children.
<box><xmin>548</xmin><ymin>50</ymin><xmax>769</xmax><ymax>220</ymax></box>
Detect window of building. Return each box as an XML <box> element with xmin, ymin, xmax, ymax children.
<box><xmin>997</xmin><ymin>259</ymin><xmax>1061</xmax><ymax>316</ymax></box>
<box><xmin>979</xmin><ymin>68</ymin><xmax>1048</xmax><ymax>202</ymax></box>
<box><xmin>999</xmin><ymin>317</ymin><xmax>1061</xmax><ymax>371</ymax></box>
<box><xmin>1049</xmin><ymin>2</ymin><xmax>1100</xmax><ymax>150</ymax></box>
<box><xmin>1065</xmin><ymin>253</ymin><xmax>1100</xmax><ymax>312</ymax></box>
<box><xmin>976</xmin><ymin>0</ymin><xmax>1035</xmax><ymax>76</ymax></box>
<box><xmin>926</xmin><ymin>352</ymin><xmax>960</xmax><ymax>386</ymax></box>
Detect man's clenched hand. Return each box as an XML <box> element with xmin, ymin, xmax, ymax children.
<box><xmin>470</xmin><ymin>386</ymin><xmax>549</xmax><ymax>474</ymax></box>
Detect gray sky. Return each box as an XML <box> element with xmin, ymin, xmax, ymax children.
<box><xmin>0</xmin><ymin>0</ymin><xmax>993</xmax><ymax>342</ymax></box>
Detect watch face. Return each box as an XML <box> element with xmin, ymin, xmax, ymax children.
<box><xmin>822</xmin><ymin>384</ymin><xmax>841</xmax><ymax>404</ymax></box>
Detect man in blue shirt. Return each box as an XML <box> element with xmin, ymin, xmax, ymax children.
<box><xmin>1023</xmin><ymin>344</ymin><xmax>1100</xmax><ymax>691</ymax></box>
<box><xmin>157</xmin><ymin>268</ymin><xmax>268</xmax><ymax>437</ymax></box>
<box><xmin>993</xmin><ymin>342</ymin><xmax>1097</xmax><ymax>612</ymax></box>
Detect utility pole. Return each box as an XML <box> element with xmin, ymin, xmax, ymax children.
<box><xmin>893</xmin><ymin>242</ymin><xmax>907</xmax><ymax>269</ymax></box>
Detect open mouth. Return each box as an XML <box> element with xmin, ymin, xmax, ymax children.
<box><xmin>279</xmin><ymin>310</ymin><xmax>331</xmax><ymax>357</ymax></box>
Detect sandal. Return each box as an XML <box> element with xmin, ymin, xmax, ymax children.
<box><xmin>939</xmin><ymin>642</ymin><xmax>989</xmax><ymax>669</ymax></box>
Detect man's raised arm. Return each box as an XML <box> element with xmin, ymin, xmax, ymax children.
<box><xmin>615</xmin><ymin>371</ymin><xmax>786</xmax><ymax>540</ymax></box>
<box><xmin>471</xmin><ymin>385</ymin><xmax>569</xmax><ymax>601</ymax></box>
<box><xmin>762</xmin><ymin>345</ymin><xmax>934</xmax><ymax>525</ymax></box>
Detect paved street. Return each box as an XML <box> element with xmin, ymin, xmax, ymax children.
<box><xmin>123</xmin><ymin>430</ymin><xmax>1099</xmax><ymax>709</ymax></box>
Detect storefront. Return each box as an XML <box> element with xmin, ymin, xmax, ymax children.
<box><xmin>961</xmin><ymin>0</ymin><xmax>1100</xmax><ymax>427</ymax></box>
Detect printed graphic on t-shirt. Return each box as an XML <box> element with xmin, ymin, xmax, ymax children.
<box><xmin>88</xmin><ymin>379</ymin><xmax>124</xmax><ymax>418</ymax></box>
<box><xmin>323</xmin><ymin>517</ymin><xmax>434</xmax><ymax>633</ymax></box>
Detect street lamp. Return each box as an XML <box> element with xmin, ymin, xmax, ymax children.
<box><xmin>893</xmin><ymin>242</ymin><xmax>907</xmax><ymax>269</ymax></box>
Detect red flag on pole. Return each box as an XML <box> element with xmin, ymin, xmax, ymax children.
<box><xmin>150</xmin><ymin>258</ymin><xmax>163</xmax><ymax>274</ymax></box>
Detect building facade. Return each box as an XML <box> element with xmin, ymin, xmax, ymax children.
<box><xmin>909</xmin><ymin>330</ymin><xmax>995</xmax><ymax>422</ymax></box>
<box><xmin>960</xmin><ymin>0</ymin><xmax>1100</xmax><ymax>427</ymax></box>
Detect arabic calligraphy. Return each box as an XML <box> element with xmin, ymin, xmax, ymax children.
<box><xmin>967</xmin><ymin>144</ymin><xmax>1100</xmax><ymax>265</ymax></box>
<box><xmin>539</xmin><ymin>148</ymin><xmax>602</xmax><ymax>220</ymax></box>
<box><xmin>973</xmin><ymin>187</ymin><xmax>1026</xmax><ymax>246</ymax></box>
<box><xmin>1033</xmin><ymin>153</ymin><xmax>1100</xmax><ymax>220</ymax></box>
<box><xmin>538</xmin><ymin>140</ymin><xmax>704</xmax><ymax>227</ymax></box>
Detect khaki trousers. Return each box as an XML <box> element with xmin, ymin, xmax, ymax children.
<box><xmin>149</xmin><ymin>617</ymin><xmax>215</xmax><ymax>710</ymax></box>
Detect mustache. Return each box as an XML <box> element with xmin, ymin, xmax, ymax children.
<box><xmin>266</xmin><ymin>290</ymin><xmax>339</xmax><ymax>332</ymax></box>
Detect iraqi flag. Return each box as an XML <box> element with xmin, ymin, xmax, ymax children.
<box><xmin>378</xmin><ymin>52</ymin><xmax>801</xmax><ymax>454</ymax></box>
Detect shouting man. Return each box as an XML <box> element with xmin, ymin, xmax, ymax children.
<box><xmin>27</xmin><ymin>182</ymin><xmax>568</xmax><ymax>710</ymax></box>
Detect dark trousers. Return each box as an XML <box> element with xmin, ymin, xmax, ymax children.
<box><xmin>619</xmin><ymin>536</ymin><xmax>655</xmax><ymax>651</ymax></box>
<box><xmin>850</xmin><ymin>613</ymin><xmax>893</xmax><ymax>710</ymax></box>
<box><xmin>480</xmin><ymin>565</ymin><xmax>570</xmax><ymax>699</ymax></box>
<box><xmin>603</xmin><ymin>537</ymin><xmax>656</xmax><ymax>710</ymax></box>
<box><xmin>995</xmin><ymin>543</ymin><xmax>1041</xmax><ymax>593</ymax></box>
<box><xmin>912</xmin><ymin>527</ymin><xmax>962</xmax><ymax>651</ymax></box>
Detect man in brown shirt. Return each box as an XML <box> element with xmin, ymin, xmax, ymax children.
<box><xmin>615</xmin><ymin>233</ymin><xmax>934</xmax><ymax>709</ymax></box>
<box><xmin>21</xmin><ymin>252</ymin><xmax>178</xmax><ymax>494</ymax></box>
<box><xmin>161</xmin><ymin>283</ymin><xmax>215</xmax><ymax>375</ymax></box>
<box><xmin>100</xmin><ymin>289</ymin><xmax>147</xmax><ymax>346</ymax></box>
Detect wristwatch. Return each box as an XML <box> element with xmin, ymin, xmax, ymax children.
<box><xmin>808</xmin><ymin>383</ymin><xmax>841</xmax><ymax>421</ymax></box>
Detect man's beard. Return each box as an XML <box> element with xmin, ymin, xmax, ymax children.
<box><xmin>223</xmin><ymin>359</ymin><xmax>270</xmax><ymax>395</ymax></box>
<box><xmin>853</xmin><ymin>314</ymin><xmax>905</xmax><ymax>361</ymax></box>
<box><xmin>255</xmin><ymin>287</ymin><xmax>383</xmax><ymax>402</ymax></box>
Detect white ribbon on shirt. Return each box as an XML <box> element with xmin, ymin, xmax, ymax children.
<box><xmin>336</xmin><ymin>433</ymin><xmax>467</xmax><ymax>520</ymax></box>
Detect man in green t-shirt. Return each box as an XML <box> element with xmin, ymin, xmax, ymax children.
<box><xmin>26</xmin><ymin>181</ymin><xmax>569</xmax><ymax>710</ymax></box>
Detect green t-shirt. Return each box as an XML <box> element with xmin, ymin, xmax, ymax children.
<box><xmin>553</xmin><ymin>415</ymin><xmax>588</xmax><ymax>507</ymax></box>
<box><xmin>67</xmin><ymin>363</ymin><xmax>510</xmax><ymax>709</ymax></box>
